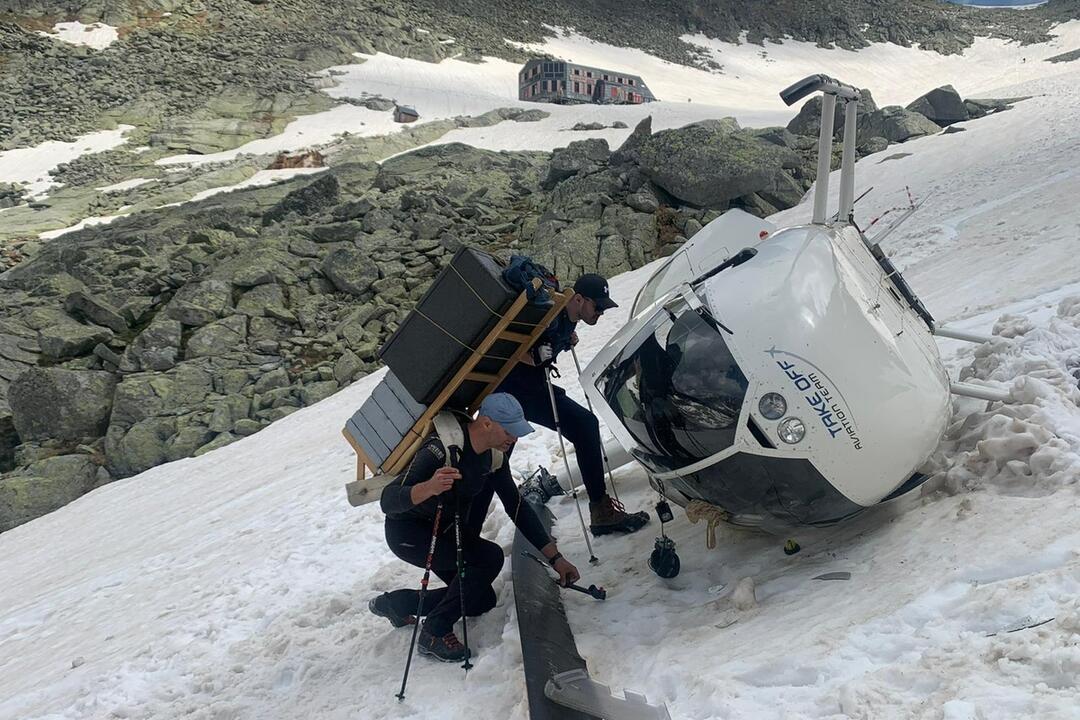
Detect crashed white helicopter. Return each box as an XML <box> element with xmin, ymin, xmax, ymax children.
<box><xmin>565</xmin><ymin>75</ymin><xmax>1006</xmax><ymax>572</ymax></box>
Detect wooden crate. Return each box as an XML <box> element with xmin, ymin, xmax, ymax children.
<box><xmin>343</xmin><ymin>280</ymin><xmax>571</xmax><ymax>505</ymax></box>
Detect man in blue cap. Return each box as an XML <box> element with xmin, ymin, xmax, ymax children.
<box><xmin>372</xmin><ymin>392</ymin><xmax>580</xmax><ymax>663</ymax></box>
<box><xmin>498</xmin><ymin>273</ymin><xmax>650</xmax><ymax>536</ymax></box>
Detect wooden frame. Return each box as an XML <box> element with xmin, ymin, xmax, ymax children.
<box><xmin>344</xmin><ymin>280</ymin><xmax>573</xmax><ymax>489</ymax></box>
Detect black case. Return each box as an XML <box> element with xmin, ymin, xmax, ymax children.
<box><xmin>379</xmin><ymin>247</ymin><xmax>552</xmax><ymax>410</ymax></box>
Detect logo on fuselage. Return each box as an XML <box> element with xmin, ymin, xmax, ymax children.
<box><xmin>767</xmin><ymin>349</ymin><xmax>863</xmax><ymax>451</ymax></box>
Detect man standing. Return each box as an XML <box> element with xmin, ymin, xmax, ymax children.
<box><xmin>497</xmin><ymin>273</ymin><xmax>649</xmax><ymax>536</ymax></box>
<box><xmin>371</xmin><ymin>393</ymin><xmax>580</xmax><ymax>663</ymax></box>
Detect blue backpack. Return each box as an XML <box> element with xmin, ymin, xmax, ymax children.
<box><xmin>503</xmin><ymin>255</ymin><xmax>576</xmax><ymax>358</ymax></box>
<box><xmin>503</xmin><ymin>255</ymin><xmax>560</xmax><ymax>306</ymax></box>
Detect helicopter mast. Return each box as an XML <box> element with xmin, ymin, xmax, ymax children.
<box><xmin>779</xmin><ymin>74</ymin><xmax>862</xmax><ymax>225</ymax></box>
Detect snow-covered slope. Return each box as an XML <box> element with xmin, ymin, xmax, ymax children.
<box><xmin>4</xmin><ymin>27</ymin><xmax>1080</xmax><ymax>720</ymax></box>
<box><xmin>154</xmin><ymin>22</ymin><xmax>1080</xmax><ymax>166</ymax></box>
<box><xmin>6</xmin><ymin>23</ymin><xmax>1080</xmax><ymax>234</ymax></box>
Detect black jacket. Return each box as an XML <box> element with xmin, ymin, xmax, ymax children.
<box><xmin>380</xmin><ymin>425</ymin><xmax>551</xmax><ymax>551</ymax></box>
<box><xmin>536</xmin><ymin>309</ymin><xmax>576</xmax><ymax>363</ymax></box>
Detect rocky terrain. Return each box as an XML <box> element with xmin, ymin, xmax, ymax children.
<box><xmin>0</xmin><ymin>0</ymin><xmax>1062</xmax><ymax>532</ymax></box>
<box><xmin>0</xmin><ymin>77</ymin><xmax>1022</xmax><ymax>531</ymax></box>
<box><xmin>0</xmin><ymin>0</ymin><xmax>1073</xmax><ymax>151</ymax></box>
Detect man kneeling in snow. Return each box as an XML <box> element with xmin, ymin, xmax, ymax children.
<box><xmin>371</xmin><ymin>393</ymin><xmax>580</xmax><ymax>663</ymax></box>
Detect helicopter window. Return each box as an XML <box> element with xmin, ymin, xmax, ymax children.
<box><xmin>599</xmin><ymin>304</ymin><xmax>748</xmax><ymax>473</ymax></box>
<box><xmin>631</xmin><ymin>253</ymin><xmax>693</xmax><ymax>315</ymax></box>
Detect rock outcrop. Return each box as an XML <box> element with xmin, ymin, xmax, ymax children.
<box><xmin>906</xmin><ymin>85</ymin><xmax>969</xmax><ymax>126</ymax></box>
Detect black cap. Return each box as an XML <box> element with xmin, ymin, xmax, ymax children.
<box><xmin>574</xmin><ymin>273</ymin><xmax>618</xmax><ymax>311</ymax></box>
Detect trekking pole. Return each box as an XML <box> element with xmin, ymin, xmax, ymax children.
<box><xmin>452</xmin><ymin>485</ymin><xmax>474</xmax><ymax>671</ymax></box>
<box><xmin>544</xmin><ymin>367</ymin><xmax>598</xmax><ymax>564</ymax></box>
<box><xmin>570</xmin><ymin>347</ymin><xmax>620</xmax><ymax>502</ymax></box>
<box><xmin>396</xmin><ymin>501</ymin><xmax>444</xmax><ymax>702</ymax></box>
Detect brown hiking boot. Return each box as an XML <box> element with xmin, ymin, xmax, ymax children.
<box><xmin>589</xmin><ymin>495</ymin><xmax>650</xmax><ymax>536</ymax></box>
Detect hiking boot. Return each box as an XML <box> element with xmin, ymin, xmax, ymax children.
<box><xmin>417</xmin><ymin>626</ymin><xmax>471</xmax><ymax>663</ymax></box>
<box><xmin>589</xmin><ymin>495</ymin><xmax>650</xmax><ymax>536</ymax></box>
<box><xmin>368</xmin><ymin>593</ymin><xmax>415</xmax><ymax>628</ymax></box>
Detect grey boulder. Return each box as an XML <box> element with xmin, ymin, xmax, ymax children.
<box><xmin>323</xmin><ymin>248</ymin><xmax>380</xmax><ymax>296</ymax></box>
<box><xmin>0</xmin><ymin>455</ymin><xmax>100</xmax><ymax>532</ymax></box>
<box><xmin>186</xmin><ymin>315</ymin><xmax>248</xmax><ymax>359</ymax></box>
<box><xmin>123</xmin><ymin>318</ymin><xmax>182</xmax><ymax>371</ymax></box>
<box><xmin>906</xmin><ymin>85</ymin><xmax>968</xmax><ymax>126</ymax></box>
<box><xmin>786</xmin><ymin>89</ymin><xmax>877</xmax><ymax>137</ymax></box>
<box><xmin>637</xmin><ymin>124</ymin><xmax>800</xmax><ymax>207</ymax></box>
<box><xmin>64</xmin><ymin>292</ymin><xmax>128</xmax><ymax>334</ymax></box>
<box><xmin>9</xmin><ymin>367</ymin><xmax>118</xmax><ymax>443</ymax></box>
<box><xmin>858</xmin><ymin>106</ymin><xmax>941</xmax><ymax>143</ymax></box>
<box><xmin>542</xmin><ymin>139</ymin><xmax>610</xmax><ymax>189</ymax></box>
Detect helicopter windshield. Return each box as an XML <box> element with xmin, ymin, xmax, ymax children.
<box><xmin>598</xmin><ymin>300</ymin><xmax>748</xmax><ymax>473</ymax></box>
<box><xmin>631</xmin><ymin>252</ymin><xmax>692</xmax><ymax>315</ymax></box>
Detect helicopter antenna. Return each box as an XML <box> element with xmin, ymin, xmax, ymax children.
<box><xmin>865</xmin><ymin>186</ymin><xmax>930</xmax><ymax>246</ymax></box>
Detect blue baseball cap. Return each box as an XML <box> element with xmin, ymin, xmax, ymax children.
<box><xmin>479</xmin><ymin>393</ymin><xmax>535</xmax><ymax>438</ymax></box>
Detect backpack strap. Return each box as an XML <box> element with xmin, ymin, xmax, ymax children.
<box><xmin>432</xmin><ymin>411</ymin><xmax>507</xmax><ymax>474</ymax></box>
<box><xmin>431</xmin><ymin>412</ymin><xmax>465</xmax><ymax>468</ymax></box>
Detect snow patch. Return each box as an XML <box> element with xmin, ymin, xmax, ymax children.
<box><xmin>38</xmin><ymin>212</ymin><xmax>130</xmax><ymax>239</ymax></box>
<box><xmin>38</xmin><ymin>21</ymin><xmax>119</xmax><ymax>49</ymax></box>
<box><xmin>0</xmin><ymin>126</ymin><xmax>134</xmax><ymax>198</ymax></box>
<box><xmin>154</xmin><ymin>104</ymin><xmax>383</xmax><ymax>167</ymax></box>
<box><xmin>184</xmin><ymin>167</ymin><xmax>327</xmax><ymax>203</ymax></box>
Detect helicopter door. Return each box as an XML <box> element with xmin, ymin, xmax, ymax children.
<box><xmin>597</xmin><ymin>298</ymin><xmax>749</xmax><ymax>474</ymax></box>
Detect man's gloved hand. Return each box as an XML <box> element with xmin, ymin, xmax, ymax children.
<box><xmin>532</xmin><ymin>342</ymin><xmax>555</xmax><ymax>367</ymax></box>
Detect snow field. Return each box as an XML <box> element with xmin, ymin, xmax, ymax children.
<box><xmin>38</xmin><ymin>212</ymin><xmax>131</xmax><ymax>240</ymax></box>
<box><xmin>4</xmin><ymin>19</ymin><xmax>1080</xmax><ymax>720</ymax></box>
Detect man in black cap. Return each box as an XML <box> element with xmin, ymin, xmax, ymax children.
<box><xmin>497</xmin><ymin>273</ymin><xmax>649</xmax><ymax>536</ymax></box>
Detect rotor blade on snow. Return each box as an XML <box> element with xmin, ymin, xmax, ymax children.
<box><xmin>812</xmin><ymin>572</ymin><xmax>852</xmax><ymax>581</ymax></box>
<box><xmin>985</xmin><ymin>616</ymin><xmax>1055</xmax><ymax>637</ymax></box>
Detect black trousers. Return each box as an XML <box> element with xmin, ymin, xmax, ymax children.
<box><xmin>384</xmin><ymin>517</ymin><xmax>504</xmax><ymax>637</ymax></box>
<box><xmin>499</xmin><ymin>365</ymin><xmax>606</xmax><ymax>504</ymax></box>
